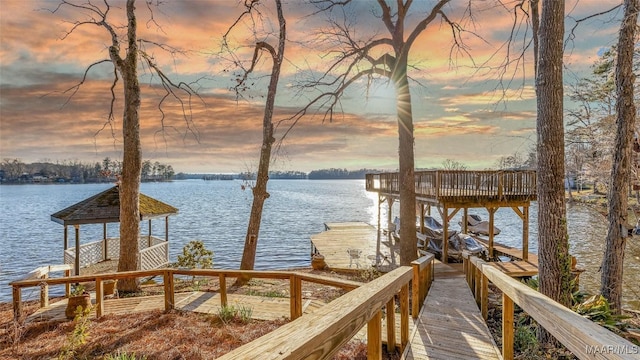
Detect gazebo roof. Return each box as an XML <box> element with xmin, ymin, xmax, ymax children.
<box><xmin>51</xmin><ymin>186</ymin><xmax>178</xmax><ymax>226</ymax></box>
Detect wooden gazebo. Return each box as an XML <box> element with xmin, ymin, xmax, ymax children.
<box><xmin>51</xmin><ymin>186</ymin><xmax>178</xmax><ymax>275</ymax></box>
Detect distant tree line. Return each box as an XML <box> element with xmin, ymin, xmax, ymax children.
<box><xmin>0</xmin><ymin>158</ymin><xmax>175</xmax><ymax>184</ymax></box>
<box><xmin>307</xmin><ymin>168</ymin><xmax>381</xmax><ymax>180</ymax></box>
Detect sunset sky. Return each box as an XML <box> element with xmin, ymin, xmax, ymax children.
<box><xmin>0</xmin><ymin>0</ymin><xmax>626</xmax><ymax>173</ymax></box>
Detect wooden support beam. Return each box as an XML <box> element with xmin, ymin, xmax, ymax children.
<box><xmin>523</xmin><ymin>206</ymin><xmax>529</xmax><ymax>261</ymax></box>
<box><xmin>481</xmin><ymin>273</ymin><xmax>488</xmax><ymax>320</ymax></box>
<box><xmin>442</xmin><ymin>205</ymin><xmax>449</xmax><ymax>264</ymax></box>
<box><xmin>446</xmin><ymin>207</ymin><xmax>461</xmax><ymax>222</ymax></box>
<box><xmin>386</xmin><ymin>298</ymin><xmax>396</xmax><ymax>352</ymax></box>
<box><xmin>463</xmin><ymin>207</ymin><xmax>468</xmax><ymax>233</ymax></box>
<box><xmin>400</xmin><ymin>284</ymin><xmax>409</xmax><ymax>352</ymax></box>
<box><xmin>64</xmin><ymin>269</ymin><xmax>71</xmax><ymax>297</ymax></box>
<box><xmin>502</xmin><ymin>293</ymin><xmax>514</xmax><ymax>360</ymax></box>
<box><xmin>103</xmin><ymin>223</ymin><xmax>108</xmax><ymax>261</ymax></box>
<box><xmin>367</xmin><ymin>311</ymin><xmax>382</xmax><ymax>360</ymax></box>
<box><xmin>487</xmin><ymin>207</ymin><xmax>497</xmax><ymax>259</ymax></box>
<box><xmin>474</xmin><ymin>266</ymin><xmax>481</xmax><ymax>306</ymax></box>
<box><xmin>95</xmin><ymin>277</ymin><xmax>104</xmax><ymax>318</ymax></box>
<box><xmin>165</xmin><ymin>216</ymin><xmax>169</xmax><ymax>243</ymax></box>
<box><xmin>219</xmin><ymin>274</ymin><xmax>227</xmax><ymax>307</ymax></box>
<box><xmin>13</xmin><ymin>287</ymin><xmax>21</xmax><ymax>321</ymax></box>
<box><xmin>290</xmin><ymin>275</ymin><xmax>303</xmax><ymax>320</ymax></box>
<box><xmin>40</xmin><ymin>273</ymin><xmax>48</xmax><ymax>308</ymax></box>
<box><xmin>74</xmin><ymin>225</ymin><xmax>80</xmax><ymax>276</ymax></box>
<box><xmin>163</xmin><ymin>270</ymin><xmax>174</xmax><ymax>311</ymax></box>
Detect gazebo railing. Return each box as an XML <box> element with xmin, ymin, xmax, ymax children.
<box><xmin>139</xmin><ymin>241</ymin><xmax>169</xmax><ymax>270</ymax></box>
<box><xmin>65</xmin><ymin>235</ymin><xmax>168</xmax><ymax>271</ymax></box>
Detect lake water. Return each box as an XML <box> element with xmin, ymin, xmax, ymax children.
<box><xmin>0</xmin><ymin>180</ymin><xmax>638</xmax><ymax>308</ymax></box>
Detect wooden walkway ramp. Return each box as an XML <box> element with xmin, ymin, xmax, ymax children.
<box><xmin>402</xmin><ymin>265</ymin><xmax>502</xmax><ymax>360</ymax></box>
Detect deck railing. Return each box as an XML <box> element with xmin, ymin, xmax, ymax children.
<box><xmin>366</xmin><ymin>170</ymin><xmax>537</xmax><ymax>202</ymax></box>
<box><xmin>11</xmin><ymin>254</ymin><xmax>435</xmax><ymax>359</ymax></box>
<box><xmin>64</xmin><ymin>236</ymin><xmax>168</xmax><ymax>271</ymax></box>
<box><xmin>462</xmin><ymin>252</ymin><xmax>637</xmax><ymax>360</ymax></box>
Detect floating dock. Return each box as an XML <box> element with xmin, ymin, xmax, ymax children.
<box><xmin>310</xmin><ymin>222</ymin><xmax>399</xmax><ymax>271</ymax></box>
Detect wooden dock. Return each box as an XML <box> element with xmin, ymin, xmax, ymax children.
<box><xmin>402</xmin><ymin>263</ymin><xmax>502</xmax><ymax>360</ymax></box>
<box><xmin>310</xmin><ymin>222</ymin><xmax>399</xmax><ymax>271</ymax></box>
<box><xmin>473</xmin><ymin>237</ymin><xmax>539</xmax><ymax>277</ymax></box>
<box><xmin>25</xmin><ymin>292</ymin><xmax>325</xmax><ymax>324</ymax></box>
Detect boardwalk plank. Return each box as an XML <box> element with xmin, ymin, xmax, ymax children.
<box><xmin>401</xmin><ymin>264</ymin><xmax>502</xmax><ymax>360</ymax></box>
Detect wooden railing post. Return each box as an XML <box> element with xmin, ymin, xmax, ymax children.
<box><xmin>64</xmin><ymin>268</ymin><xmax>71</xmax><ymax>297</ymax></box>
<box><xmin>290</xmin><ymin>274</ymin><xmax>302</xmax><ymax>320</ymax></box>
<box><xmin>386</xmin><ymin>297</ymin><xmax>396</xmax><ymax>351</ymax></box>
<box><xmin>474</xmin><ymin>266</ymin><xmax>481</xmax><ymax>306</ymax></box>
<box><xmin>164</xmin><ymin>270</ymin><xmax>174</xmax><ymax>311</ymax></box>
<box><xmin>95</xmin><ymin>277</ymin><xmax>104</xmax><ymax>318</ymax></box>
<box><xmin>40</xmin><ymin>273</ymin><xmax>49</xmax><ymax>308</ymax></box>
<box><xmin>367</xmin><ymin>310</ymin><xmax>382</xmax><ymax>360</ymax></box>
<box><xmin>12</xmin><ymin>286</ymin><xmax>21</xmax><ymax>321</ymax></box>
<box><xmin>219</xmin><ymin>274</ymin><xmax>227</xmax><ymax>307</ymax></box>
<box><xmin>400</xmin><ymin>283</ymin><xmax>409</xmax><ymax>351</ymax></box>
<box><xmin>412</xmin><ymin>262</ymin><xmax>419</xmax><ymax>319</ymax></box>
<box><xmin>502</xmin><ymin>293</ymin><xmax>514</xmax><ymax>360</ymax></box>
<box><xmin>481</xmin><ymin>273</ymin><xmax>488</xmax><ymax>320</ymax></box>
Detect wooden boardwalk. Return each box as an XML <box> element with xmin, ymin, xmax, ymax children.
<box><xmin>25</xmin><ymin>292</ymin><xmax>325</xmax><ymax>323</ymax></box>
<box><xmin>473</xmin><ymin>237</ymin><xmax>539</xmax><ymax>277</ymax></box>
<box><xmin>402</xmin><ymin>264</ymin><xmax>502</xmax><ymax>360</ymax></box>
<box><xmin>310</xmin><ymin>222</ymin><xmax>399</xmax><ymax>271</ymax></box>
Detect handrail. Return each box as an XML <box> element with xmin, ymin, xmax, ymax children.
<box><xmin>217</xmin><ymin>266</ymin><xmax>414</xmax><ymax>360</ymax></box>
<box><xmin>13</xmin><ymin>256</ymin><xmax>435</xmax><ymax>359</ymax></box>
<box><xmin>15</xmin><ymin>264</ymin><xmax>74</xmax><ymax>309</ymax></box>
<box><xmin>10</xmin><ymin>268</ymin><xmax>364</xmax><ymax>322</ymax></box>
<box><xmin>411</xmin><ymin>253</ymin><xmax>434</xmax><ymax>319</ymax></box>
<box><xmin>365</xmin><ymin>170</ymin><xmax>537</xmax><ymax>201</ymax></box>
<box><xmin>462</xmin><ymin>252</ymin><xmax>637</xmax><ymax>360</ymax></box>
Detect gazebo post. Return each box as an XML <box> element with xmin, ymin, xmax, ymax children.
<box><xmin>165</xmin><ymin>216</ymin><xmax>169</xmax><ymax>243</ymax></box>
<box><xmin>63</xmin><ymin>226</ymin><xmax>68</xmax><ymax>251</ymax></box>
<box><xmin>74</xmin><ymin>224</ymin><xmax>80</xmax><ymax>276</ymax></box>
<box><xmin>148</xmin><ymin>219</ymin><xmax>152</xmax><ymax>247</ymax></box>
<box><xmin>523</xmin><ymin>206</ymin><xmax>529</xmax><ymax>261</ymax></box>
<box><xmin>103</xmin><ymin>223</ymin><xmax>108</xmax><ymax>261</ymax></box>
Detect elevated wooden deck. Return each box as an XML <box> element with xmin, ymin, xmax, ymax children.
<box><xmin>310</xmin><ymin>222</ymin><xmax>399</xmax><ymax>271</ymax></box>
<box><xmin>366</xmin><ymin>170</ymin><xmax>536</xmax><ymax>263</ymax></box>
<box><xmin>402</xmin><ymin>263</ymin><xmax>502</xmax><ymax>360</ymax></box>
<box><xmin>366</xmin><ymin>170</ymin><xmax>536</xmax><ymax>207</ymax></box>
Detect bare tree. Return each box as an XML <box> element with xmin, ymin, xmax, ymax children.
<box><xmin>222</xmin><ymin>0</ymin><xmax>286</xmax><ymax>273</ymax></box>
<box><xmin>535</xmin><ymin>0</ymin><xmax>572</xmax><ymax>344</ymax></box>
<box><xmin>601</xmin><ymin>0</ymin><xmax>639</xmax><ymax>315</ymax></box>
<box><xmin>441</xmin><ymin>159</ymin><xmax>467</xmax><ymax>171</ymax></box>
<box><xmin>291</xmin><ymin>0</ymin><xmax>470</xmax><ymax>265</ymax></box>
<box><xmin>51</xmin><ymin>0</ymin><xmax>199</xmax><ymax>292</ymax></box>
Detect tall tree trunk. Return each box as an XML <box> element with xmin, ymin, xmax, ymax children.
<box><xmin>535</xmin><ymin>0</ymin><xmax>571</xmax><ymax>344</ymax></box>
<box><xmin>601</xmin><ymin>0</ymin><xmax>639</xmax><ymax>314</ymax></box>
<box><xmin>117</xmin><ymin>0</ymin><xmax>142</xmax><ymax>292</ymax></box>
<box><xmin>239</xmin><ymin>0</ymin><xmax>285</xmax><ymax>273</ymax></box>
<box><xmin>395</xmin><ymin>56</ymin><xmax>417</xmax><ymax>266</ymax></box>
